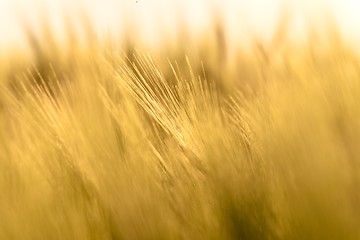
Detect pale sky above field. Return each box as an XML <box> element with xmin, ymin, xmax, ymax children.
<box><xmin>0</xmin><ymin>0</ymin><xmax>360</xmax><ymax>52</ymax></box>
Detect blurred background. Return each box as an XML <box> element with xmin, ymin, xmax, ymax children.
<box><xmin>1</xmin><ymin>0</ymin><xmax>360</xmax><ymax>54</ymax></box>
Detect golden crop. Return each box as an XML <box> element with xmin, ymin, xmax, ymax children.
<box><xmin>1</xmin><ymin>8</ymin><xmax>360</xmax><ymax>240</ymax></box>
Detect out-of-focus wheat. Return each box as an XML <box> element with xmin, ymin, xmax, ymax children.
<box><xmin>1</xmin><ymin>8</ymin><xmax>360</xmax><ymax>240</ymax></box>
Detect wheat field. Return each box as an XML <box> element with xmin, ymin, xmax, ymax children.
<box><xmin>1</xmin><ymin>4</ymin><xmax>360</xmax><ymax>240</ymax></box>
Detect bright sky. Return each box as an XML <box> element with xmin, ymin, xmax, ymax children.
<box><xmin>1</xmin><ymin>0</ymin><xmax>360</xmax><ymax>52</ymax></box>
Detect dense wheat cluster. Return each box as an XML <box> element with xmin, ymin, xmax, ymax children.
<box><xmin>1</xmin><ymin>7</ymin><xmax>360</xmax><ymax>240</ymax></box>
